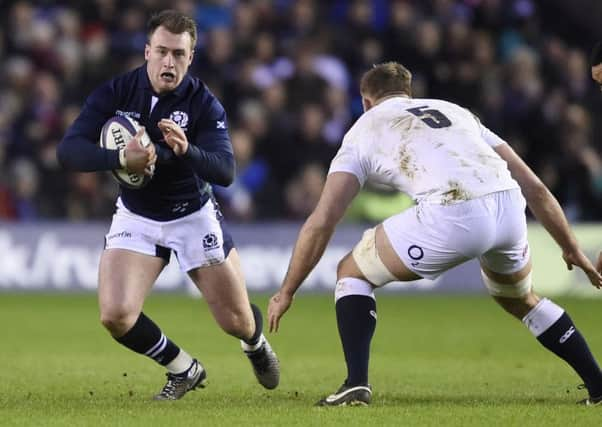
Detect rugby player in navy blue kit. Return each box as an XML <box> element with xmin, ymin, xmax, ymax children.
<box><xmin>57</xmin><ymin>10</ymin><xmax>279</xmax><ymax>400</ymax></box>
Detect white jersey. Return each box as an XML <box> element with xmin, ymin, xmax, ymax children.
<box><xmin>329</xmin><ymin>96</ymin><xmax>519</xmax><ymax>204</ymax></box>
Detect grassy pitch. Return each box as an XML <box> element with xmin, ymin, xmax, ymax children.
<box><xmin>0</xmin><ymin>293</ymin><xmax>600</xmax><ymax>426</ymax></box>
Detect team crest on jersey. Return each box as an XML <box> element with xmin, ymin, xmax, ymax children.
<box><xmin>169</xmin><ymin>111</ymin><xmax>189</xmax><ymax>130</ymax></box>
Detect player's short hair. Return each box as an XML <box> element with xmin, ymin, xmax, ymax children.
<box><xmin>147</xmin><ymin>10</ymin><xmax>197</xmax><ymax>50</ymax></box>
<box><xmin>360</xmin><ymin>62</ymin><xmax>412</xmax><ymax>100</ymax></box>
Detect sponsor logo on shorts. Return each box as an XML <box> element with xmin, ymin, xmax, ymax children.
<box><xmin>408</xmin><ymin>245</ymin><xmax>424</xmax><ymax>267</ymax></box>
<box><xmin>408</xmin><ymin>245</ymin><xmax>424</xmax><ymax>260</ymax></box>
<box><xmin>107</xmin><ymin>231</ymin><xmax>132</xmax><ymax>240</ymax></box>
<box><xmin>202</xmin><ymin>233</ymin><xmax>219</xmax><ymax>250</ymax></box>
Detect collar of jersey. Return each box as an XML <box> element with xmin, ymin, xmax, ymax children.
<box><xmin>375</xmin><ymin>94</ymin><xmax>411</xmax><ymax>107</ymax></box>
<box><xmin>138</xmin><ymin>64</ymin><xmax>191</xmax><ymax>97</ymax></box>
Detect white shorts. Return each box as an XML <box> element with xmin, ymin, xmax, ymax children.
<box><xmin>382</xmin><ymin>189</ymin><xmax>530</xmax><ymax>280</ymax></box>
<box><xmin>104</xmin><ymin>198</ymin><xmax>234</xmax><ymax>272</ymax></box>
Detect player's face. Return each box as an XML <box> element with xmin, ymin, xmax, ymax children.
<box><xmin>145</xmin><ymin>26</ymin><xmax>194</xmax><ymax>94</ymax></box>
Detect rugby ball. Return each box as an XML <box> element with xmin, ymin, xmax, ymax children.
<box><xmin>99</xmin><ymin>115</ymin><xmax>154</xmax><ymax>189</ymax></box>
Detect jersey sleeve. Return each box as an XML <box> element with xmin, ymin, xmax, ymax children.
<box><xmin>479</xmin><ymin>123</ymin><xmax>507</xmax><ymax>148</ymax></box>
<box><xmin>328</xmin><ymin>136</ymin><xmax>368</xmax><ymax>186</ymax></box>
<box><xmin>464</xmin><ymin>108</ymin><xmax>507</xmax><ymax>148</ymax></box>
<box><xmin>57</xmin><ymin>81</ymin><xmax>121</xmax><ymax>171</ymax></box>
<box><xmin>182</xmin><ymin>94</ymin><xmax>234</xmax><ymax>186</ymax></box>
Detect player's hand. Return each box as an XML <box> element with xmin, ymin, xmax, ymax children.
<box><xmin>124</xmin><ymin>128</ymin><xmax>150</xmax><ymax>174</ymax></box>
<box><xmin>562</xmin><ymin>249</ymin><xmax>602</xmax><ymax>289</ymax></box>
<box><xmin>592</xmin><ymin>64</ymin><xmax>602</xmax><ymax>84</ymax></box>
<box><xmin>597</xmin><ymin>251</ymin><xmax>602</xmax><ymax>275</ymax></box>
<box><xmin>145</xmin><ymin>143</ymin><xmax>157</xmax><ymax>176</ymax></box>
<box><xmin>268</xmin><ymin>290</ymin><xmax>294</xmax><ymax>333</ymax></box>
<box><xmin>158</xmin><ymin>119</ymin><xmax>189</xmax><ymax>156</ymax></box>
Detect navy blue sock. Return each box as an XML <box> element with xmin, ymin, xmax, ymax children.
<box><xmin>244</xmin><ymin>303</ymin><xmax>263</xmax><ymax>346</ymax></box>
<box><xmin>336</xmin><ymin>295</ymin><xmax>377</xmax><ymax>386</ymax></box>
<box><xmin>537</xmin><ymin>312</ymin><xmax>602</xmax><ymax>397</ymax></box>
<box><xmin>115</xmin><ymin>312</ymin><xmax>180</xmax><ymax>366</ymax></box>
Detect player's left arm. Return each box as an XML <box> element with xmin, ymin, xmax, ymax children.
<box><xmin>494</xmin><ymin>142</ymin><xmax>602</xmax><ymax>288</ymax></box>
<box><xmin>158</xmin><ymin>96</ymin><xmax>234</xmax><ymax>186</ymax></box>
<box><xmin>268</xmin><ymin>172</ymin><xmax>361</xmax><ymax>332</ymax></box>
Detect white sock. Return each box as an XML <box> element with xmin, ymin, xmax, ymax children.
<box><xmin>521</xmin><ymin>298</ymin><xmax>564</xmax><ymax>337</ymax></box>
<box><xmin>241</xmin><ymin>334</ymin><xmax>264</xmax><ymax>352</ymax></box>
<box><xmin>334</xmin><ymin>277</ymin><xmax>375</xmax><ymax>303</ymax></box>
<box><xmin>165</xmin><ymin>350</ymin><xmax>194</xmax><ymax>374</ymax></box>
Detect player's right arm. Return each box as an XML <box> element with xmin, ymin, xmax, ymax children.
<box><xmin>268</xmin><ymin>126</ymin><xmax>369</xmax><ymax>332</ymax></box>
<box><xmin>494</xmin><ymin>142</ymin><xmax>602</xmax><ymax>288</ymax></box>
<box><xmin>57</xmin><ymin>83</ymin><xmax>151</xmax><ymax>174</ymax></box>
<box><xmin>57</xmin><ymin>83</ymin><xmax>121</xmax><ymax>172</ymax></box>
<box><xmin>268</xmin><ymin>172</ymin><xmax>361</xmax><ymax>332</ymax></box>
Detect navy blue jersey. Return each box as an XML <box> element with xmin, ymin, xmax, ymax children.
<box><xmin>58</xmin><ymin>64</ymin><xmax>234</xmax><ymax>221</ymax></box>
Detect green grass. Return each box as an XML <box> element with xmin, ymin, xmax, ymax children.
<box><xmin>0</xmin><ymin>293</ymin><xmax>600</xmax><ymax>426</ymax></box>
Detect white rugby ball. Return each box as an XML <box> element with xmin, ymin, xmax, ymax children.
<box><xmin>99</xmin><ymin>115</ymin><xmax>153</xmax><ymax>189</ymax></box>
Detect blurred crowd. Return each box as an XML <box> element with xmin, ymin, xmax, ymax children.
<box><xmin>1</xmin><ymin>0</ymin><xmax>602</xmax><ymax>222</ymax></box>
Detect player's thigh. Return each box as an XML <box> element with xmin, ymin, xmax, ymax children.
<box><xmin>378</xmin><ymin>205</ymin><xmax>473</xmax><ymax>281</ymax></box>
<box><xmin>98</xmin><ymin>248</ymin><xmax>166</xmax><ymax>316</ymax></box>
<box><xmin>479</xmin><ymin>208</ymin><xmax>536</xmax><ymax>315</ymax></box>
<box><xmin>167</xmin><ymin>199</ymin><xmax>235</xmax><ymax>273</ymax></box>
<box><xmin>337</xmin><ymin>251</ymin><xmax>366</xmax><ymax>279</ymax></box>
<box><xmin>187</xmin><ymin>248</ymin><xmax>252</xmax><ymax>322</ymax></box>
<box><xmin>374</xmin><ymin>224</ymin><xmax>423</xmax><ymax>281</ymax></box>
<box><xmin>481</xmin><ymin>258</ymin><xmax>537</xmax><ymax>301</ymax></box>
<box><xmin>481</xmin><ymin>258</ymin><xmax>532</xmax><ymax>284</ymax></box>
<box><xmin>479</xmin><ymin>190</ymin><xmax>532</xmax><ymax>298</ymax></box>
<box><xmin>341</xmin><ymin>224</ymin><xmax>422</xmax><ymax>285</ymax></box>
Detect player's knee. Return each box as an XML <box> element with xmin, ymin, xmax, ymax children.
<box><xmin>99</xmin><ymin>306</ymin><xmax>138</xmax><ymax>335</ymax></box>
<box><xmin>349</xmin><ymin>228</ymin><xmax>398</xmax><ymax>286</ymax></box>
<box><xmin>482</xmin><ymin>270</ymin><xmax>538</xmax><ymax>318</ymax></box>
<box><xmin>336</xmin><ymin>255</ymin><xmax>352</xmax><ymax>279</ymax></box>
<box><xmin>481</xmin><ymin>270</ymin><xmax>532</xmax><ymax>298</ymax></box>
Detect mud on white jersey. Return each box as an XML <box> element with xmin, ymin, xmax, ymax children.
<box><xmin>328</xmin><ymin>96</ymin><xmax>519</xmax><ymax>205</ymax></box>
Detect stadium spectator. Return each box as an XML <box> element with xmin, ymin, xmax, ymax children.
<box><xmin>7</xmin><ymin>158</ymin><xmax>38</xmax><ymax>220</ymax></box>
<box><xmin>56</xmin><ymin>9</ymin><xmax>279</xmax><ymax>400</ymax></box>
<box><xmin>268</xmin><ymin>62</ymin><xmax>602</xmax><ymax>406</ymax></box>
<box><xmin>284</xmin><ymin>162</ymin><xmax>326</xmax><ymax>219</ymax></box>
<box><xmin>213</xmin><ymin>127</ymin><xmax>270</xmax><ymax>221</ymax></box>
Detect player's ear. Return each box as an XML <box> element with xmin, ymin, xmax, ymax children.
<box><xmin>362</xmin><ymin>97</ymin><xmax>372</xmax><ymax>112</ymax></box>
<box><xmin>145</xmin><ymin>44</ymin><xmax>150</xmax><ymax>60</ymax></box>
<box><xmin>188</xmin><ymin>49</ymin><xmax>194</xmax><ymax>66</ymax></box>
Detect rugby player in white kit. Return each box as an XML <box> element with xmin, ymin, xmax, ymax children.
<box><xmin>267</xmin><ymin>62</ymin><xmax>602</xmax><ymax>406</ymax></box>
